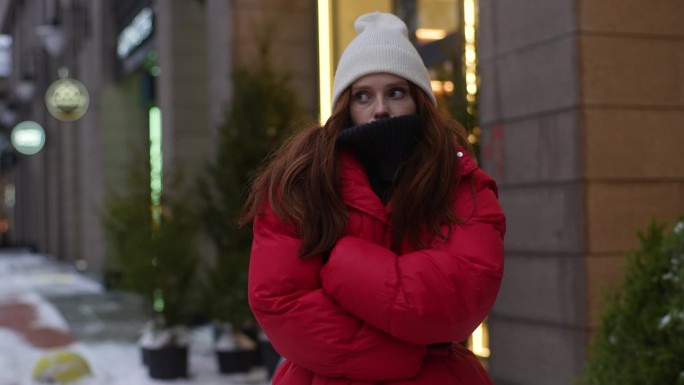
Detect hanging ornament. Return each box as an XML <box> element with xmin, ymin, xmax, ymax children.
<box><xmin>11</xmin><ymin>121</ymin><xmax>45</xmax><ymax>155</ymax></box>
<box><xmin>45</xmin><ymin>77</ymin><xmax>90</xmax><ymax>122</ymax></box>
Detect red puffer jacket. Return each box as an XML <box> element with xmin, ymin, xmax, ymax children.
<box><xmin>248</xmin><ymin>150</ymin><xmax>506</xmax><ymax>384</ymax></box>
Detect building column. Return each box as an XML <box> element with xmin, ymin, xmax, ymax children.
<box><xmin>156</xmin><ymin>0</ymin><xmax>210</xmax><ymax>181</ymax></box>
<box><xmin>479</xmin><ymin>1</ymin><xmax>684</xmax><ymax>384</ymax></box>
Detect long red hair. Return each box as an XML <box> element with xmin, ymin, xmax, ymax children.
<box><xmin>239</xmin><ymin>82</ymin><xmax>472</xmax><ymax>257</ymax></box>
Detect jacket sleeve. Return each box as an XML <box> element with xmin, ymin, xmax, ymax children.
<box><xmin>248</xmin><ymin>202</ymin><xmax>426</xmax><ymax>381</ymax></box>
<box><xmin>320</xmin><ymin>169</ymin><xmax>506</xmax><ymax>345</ymax></box>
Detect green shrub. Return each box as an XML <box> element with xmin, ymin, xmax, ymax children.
<box><xmin>196</xmin><ymin>27</ymin><xmax>303</xmax><ymax>327</ymax></box>
<box><xmin>101</xmin><ymin>162</ymin><xmax>200</xmax><ymax>330</ymax></box>
<box><xmin>577</xmin><ymin>218</ymin><xmax>684</xmax><ymax>385</ymax></box>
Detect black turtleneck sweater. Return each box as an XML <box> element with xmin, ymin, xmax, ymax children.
<box><xmin>336</xmin><ymin>114</ymin><xmax>422</xmax><ymax>203</ymax></box>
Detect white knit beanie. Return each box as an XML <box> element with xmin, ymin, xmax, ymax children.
<box><xmin>332</xmin><ymin>12</ymin><xmax>436</xmax><ymax>108</ymax></box>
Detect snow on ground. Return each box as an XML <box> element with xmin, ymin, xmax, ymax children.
<box><xmin>0</xmin><ymin>250</ymin><xmax>102</xmax><ymax>298</ymax></box>
<box><xmin>0</xmin><ymin>327</ymin><xmax>270</xmax><ymax>385</ymax></box>
<box><xmin>0</xmin><ymin>250</ymin><xmax>271</xmax><ymax>385</ymax></box>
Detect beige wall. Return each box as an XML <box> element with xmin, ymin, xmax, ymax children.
<box><xmin>578</xmin><ymin>0</ymin><xmax>684</xmax><ymax>328</ymax></box>
<box><xmin>479</xmin><ymin>0</ymin><xmax>586</xmax><ymax>383</ymax></box>
<box><xmin>480</xmin><ymin>0</ymin><xmax>684</xmax><ymax>384</ymax></box>
<box><xmin>232</xmin><ymin>0</ymin><xmax>318</xmax><ymax>118</ymax></box>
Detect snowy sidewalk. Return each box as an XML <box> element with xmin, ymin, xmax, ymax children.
<box><xmin>0</xmin><ymin>250</ymin><xmax>270</xmax><ymax>385</ymax></box>
<box><xmin>0</xmin><ymin>249</ymin><xmax>91</xmax><ymax>350</ymax></box>
<box><xmin>0</xmin><ymin>292</ymin><xmax>75</xmax><ymax>348</ymax></box>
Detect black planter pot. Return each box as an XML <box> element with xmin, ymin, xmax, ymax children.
<box><xmin>259</xmin><ymin>341</ymin><xmax>281</xmax><ymax>378</ymax></box>
<box><xmin>146</xmin><ymin>346</ymin><xmax>189</xmax><ymax>380</ymax></box>
<box><xmin>141</xmin><ymin>347</ymin><xmax>150</xmax><ymax>366</ymax></box>
<box><xmin>249</xmin><ymin>348</ymin><xmax>262</xmax><ymax>367</ymax></box>
<box><xmin>216</xmin><ymin>350</ymin><xmax>252</xmax><ymax>374</ymax></box>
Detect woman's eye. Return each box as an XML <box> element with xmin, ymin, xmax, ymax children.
<box><xmin>353</xmin><ymin>91</ymin><xmax>370</xmax><ymax>102</ymax></box>
<box><xmin>389</xmin><ymin>88</ymin><xmax>407</xmax><ymax>98</ymax></box>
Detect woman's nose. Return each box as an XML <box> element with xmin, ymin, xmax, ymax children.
<box><xmin>373</xmin><ymin>99</ymin><xmax>390</xmax><ymax>120</ymax></box>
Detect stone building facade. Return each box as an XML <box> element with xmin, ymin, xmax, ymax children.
<box><xmin>479</xmin><ymin>0</ymin><xmax>684</xmax><ymax>383</ymax></box>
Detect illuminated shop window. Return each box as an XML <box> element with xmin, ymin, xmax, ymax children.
<box><xmin>418</xmin><ymin>0</ymin><xmax>480</xmax><ymax>150</ymax></box>
<box><xmin>468</xmin><ymin>318</ymin><xmax>491</xmax><ymax>360</ymax></box>
<box><xmin>317</xmin><ymin>0</ymin><xmax>333</xmax><ymax>122</ymax></box>
<box><xmin>416</xmin><ymin>0</ymin><xmax>458</xmax><ymax>44</ymax></box>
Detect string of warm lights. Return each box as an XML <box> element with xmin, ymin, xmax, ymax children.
<box><xmin>464</xmin><ymin>0</ymin><xmax>477</xmax><ymax>100</ymax></box>
<box><xmin>463</xmin><ymin>0</ymin><xmax>480</xmax><ymax>145</ymax></box>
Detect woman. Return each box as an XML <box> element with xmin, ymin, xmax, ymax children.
<box><xmin>240</xmin><ymin>11</ymin><xmax>506</xmax><ymax>385</ymax></box>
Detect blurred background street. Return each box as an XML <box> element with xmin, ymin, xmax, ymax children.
<box><xmin>0</xmin><ymin>0</ymin><xmax>681</xmax><ymax>384</ymax></box>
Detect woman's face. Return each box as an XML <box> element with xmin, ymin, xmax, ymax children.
<box><xmin>349</xmin><ymin>73</ymin><xmax>417</xmax><ymax>125</ymax></box>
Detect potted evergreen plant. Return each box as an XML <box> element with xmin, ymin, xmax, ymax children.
<box><xmin>196</xmin><ymin>26</ymin><xmax>301</xmax><ymax>378</ymax></box>
<box><xmin>576</xmin><ymin>218</ymin><xmax>684</xmax><ymax>384</ymax></box>
<box><xmin>102</xmin><ymin>161</ymin><xmax>200</xmax><ymax>380</ymax></box>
